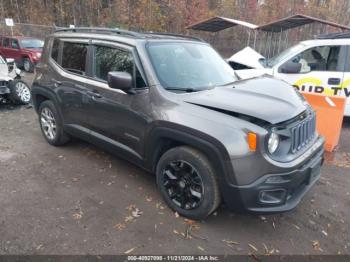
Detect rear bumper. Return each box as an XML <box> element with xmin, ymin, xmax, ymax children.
<box><xmin>223</xmin><ymin>139</ymin><xmax>324</xmax><ymax>214</ymax></box>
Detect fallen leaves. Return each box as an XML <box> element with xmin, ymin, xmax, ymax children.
<box><xmin>124</xmin><ymin>246</ymin><xmax>137</xmax><ymax>254</ymax></box>
<box><xmin>292</xmin><ymin>224</ymin><xmax>301</xmax><ymax>230</ymax></box>
<box><xmin>263</xmin><ymin>243</ymin><xmax>275</xmax><ymax>255</ymax></box>
<box><xmin>312</xmin><ymin>240</ymin><xmax>323</xmax><ymax>252</ymax></box>
<box><xmin>114</xmin><ymin>205</ymin><xmax>143</xmax><ymax>231</ymax></box>
<box><xmin>114</xmin><ymin>223</ymin><xmax>126</xmax><ymax>231</ymax></box>
<box><xmin>222</xmin><ymin>239</ymin><xmax>239</xmax><ymax>248</ymax></box>
<box><xmin>156</xmin><ymin>202</ymin><xmax>165</xmax><ymax>210</ymax></box>
<box><xmin>72</xmin><ymin>211</ymin><xmax>83</xmax><ymax>220</ymax></box>
<box><xmin>197</xmin><ymin>246</ymin><xmax>205</xmax><ymax>252</ymax></box>
<box><xmin>248</xmin><ymin>243</ymin><xmax>258</xmax><ymax>252</ymax></box>
<box><xmin>131</xmin><ymin>208</ymin><xmax>143</xmax><ymax>218</ymax></box>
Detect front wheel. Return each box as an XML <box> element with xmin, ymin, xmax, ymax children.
<box><xmin>8</xmin><ymin>80</ymin><xmax>31</xmax><ymax>105</ymax></box>
<box><xmin>23</xmin><ymin>58</ymin><xmax>33</xmax><ymax>72</ymax></box>
<box><xmin>156</xmin><ymin>146</ymin><xmax>221</xmax><ymax>220</ymax></box>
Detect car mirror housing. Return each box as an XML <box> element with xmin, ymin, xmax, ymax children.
<box><xmin>279</xmin><ymin>61</ymin><xmax>302</xmax><ymax>74</ymax></box>
<box><xmin>107</xmin><ymin>71</ymin><xmax>134</xmax><ymax>94</ymax></box>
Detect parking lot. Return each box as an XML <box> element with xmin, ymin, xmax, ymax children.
<box><xmin>0</xmin><ymin>74</ymin><xmax>349</xmax><ymax>255</ymax></box>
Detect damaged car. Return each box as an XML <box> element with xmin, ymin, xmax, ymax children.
<box><xmin>32</xmin><ymin>28</ymin><xmax>324</xmax><ymax>220</ymax></box>
<box><xmin>0</xmin><ymin>56</ymin><xmax>31</xmax><ymax>105</ymax></box>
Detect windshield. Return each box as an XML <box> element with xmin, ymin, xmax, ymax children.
<box><xmin>265</xmin><ymin>42</ymin><xmax>306</xmax><ymax>68</ymax></box>
<box><xmin>147</xmin><ymin>42</ymin><xmax>237</xmax><ymax>91</ymax></box>
<box><xmin>20</xmin><ymin>39</ymin><xmax>44</xmax><ymax>49</ymax></box>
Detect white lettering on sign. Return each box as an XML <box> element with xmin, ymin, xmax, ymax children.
<box><xmin>5</xmin><ymin>18</ymin><xmax>14</xmax><ymax>26</ymax></box>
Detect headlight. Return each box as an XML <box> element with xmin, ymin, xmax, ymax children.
<box><xmin>267</xmin><ymin>132</ymin><xmax>279</xmax><ymax>154</ymax></box>
<box><xmin>36</xmin><ymin>52</ymin><xmax>41</xmax><ymax>58</ymax></box>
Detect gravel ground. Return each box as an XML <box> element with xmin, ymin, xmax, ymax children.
<box><xmin>0</xmin><ymin>74</ymin><xmax>349</xmax><ymax>255</ymax></box>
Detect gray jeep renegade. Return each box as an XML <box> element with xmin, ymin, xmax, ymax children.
<box><xmin>31</xmin><ymin>28</ymin><xmax>324</xmax><ymax>220</ymax></box>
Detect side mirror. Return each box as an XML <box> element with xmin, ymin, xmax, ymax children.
<box><xmin>107</xmin><ymin>71</ymin><xmax>134</xmax><ymax>94</ymax></box>
<box><xmin>279</xmin><ymin>61</ymin><xmax>301</xmax><ymax>74</ymax></box>
<box><xmin>6</xmin><ymin>58</ymin><xmax>15</xmax><ymax>64</ymax></box>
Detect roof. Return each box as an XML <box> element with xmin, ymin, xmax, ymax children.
<box><xmin>187</xmin><ymin>16</ymin><xmax>258</xmax><ymax>32</ymax></box>
<box><xmin>54</xmin><ymin>27</ymin><xmax>204</xmax><ymax>42</ymax></box>
<box><xmin>257</xmin><ymin>14</ymin><xmax>350</xmax><ymax>32</ymax></box>
<box><xmin>300</xmin><ymin>38</ymin><xmax>350</xmax><ymax>46</ymax></box>
<box><xmin>316</xmin><ymin>32</ymin><xmax>350</xmax><ymax>39</ymax></box>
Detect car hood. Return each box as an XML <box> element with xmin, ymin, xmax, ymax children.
<box><xmin>182</xmin><ymin>76</ymin><xmax>306</xmax><ymax>124</ymax></box>
<box><xmin>227</xmin><ymin>46</ymin><xmax>265</xmax><ymax>69</ymax></box>
<box><xmin>22</xmin><ymin>48</ymin><xmax>42</xmax><ymax>53</ymax></box>
<box><xmin>235</xmin><ymin>68</ymin><xmax>273</xmax><ymax>80</ymax></box>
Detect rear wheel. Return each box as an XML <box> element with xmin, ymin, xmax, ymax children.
<box><xmin>8</xmin><ymin>80</ymin><xmax>31</xmax><ymax>105</ymax></box>
<box><xmin>156</xmin><ymin>146</ymin><xmax>220</xmax><ymax>220</ymax></box>
<box><xmin>38</xmin><ymin>100</ymin><xmax>70</xmax><ymax>146</ymax></box>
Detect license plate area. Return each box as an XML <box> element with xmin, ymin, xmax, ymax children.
<box><xmin>307</xmin><ymin>161</ymin><xmax>322</xmax><ymax>184</ymax></box>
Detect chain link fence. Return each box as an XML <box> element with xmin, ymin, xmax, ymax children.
<box><xmin>0</xmin><ymin>22</ymin><xmax>63</xmax><ymax>39</ymax></box>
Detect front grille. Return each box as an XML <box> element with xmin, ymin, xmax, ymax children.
<box><xmin>0</xmin><ymin>81</ymin><xmax>7</xmax><ymax>87</ymax></box>
<box><xmin>291</xmin><ymin>112</ymin><xmax>316</xmax><ymax>153</ymax></box>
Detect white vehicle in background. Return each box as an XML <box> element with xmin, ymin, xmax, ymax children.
<box><xmin>229</xmin><ymin>33</ymin><xmax>350</xmax><ymax>116</ymax></box>
<box><xmin>0</xmin><ymin>56</ymin><xmax>31</xmax><ymax>105</ymax></box>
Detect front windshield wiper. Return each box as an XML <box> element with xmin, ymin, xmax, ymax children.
<box><xmin>165</xmin><ymin>87</ymin><xmax>197</xmax><ymax>93</ymax></box>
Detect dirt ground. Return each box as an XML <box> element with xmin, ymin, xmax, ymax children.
<box><xmin>0</xmin><ymin>75</ymin><xmax>349</xmax><ymax>255</ymax></box>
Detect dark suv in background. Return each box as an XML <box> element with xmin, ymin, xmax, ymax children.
<box><xmin>0</xmin><ymin>36</ymin><xmax>43</xmax><ymax>72</ymax></box>
<box><xmin>31</xmin><ymin>28</ymin><xmax>324</xmax><ymax>220</ymax></box>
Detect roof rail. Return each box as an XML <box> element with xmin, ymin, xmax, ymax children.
<box><xmin>144</xmin><ymin>32</ymin><xmax>204</xmax><ymax>42</ymax></box>
<box><xmin>316</xmin><ymin>32</ymin><xmax>350</xmax><ymax>39</ymax></box>
<box><xmin>55</xmin><ymin>27</ymin><xmax>142</xmax><ymax>38</ymax></box>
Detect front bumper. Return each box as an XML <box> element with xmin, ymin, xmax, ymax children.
<box><xmin>223</xmin><ymin>139</ymin><xmax>324</xmax><ymax>214</ymax></box>
<box><xmin>0</xmin><ymin>85</ymin><xmax>10</xmax><ymax>95</ymax></box>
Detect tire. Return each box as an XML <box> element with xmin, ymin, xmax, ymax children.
<box><xmin>8</xmin><ymin>79</ymin><xmax>31</xmax><ymax>105</ymax></box>
<box><xmin>38</xmin><ymin>100</ymin><xmax>70</xmax><ymax>146</ymax></box>
<box><xmin>156</xmin><ymin>146</ymin><xmax>220</xmax><ymax>220</ymax></box>
<box><xmin>23</xmin><ymin>57</ymin><xmax>33</xmax><ymax>72</ymax></box>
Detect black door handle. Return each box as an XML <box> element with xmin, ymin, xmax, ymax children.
<box><xmin>328</xmin><ymin>78</ymin><xmax>340</xmax><ymax>85</ymax></box>
<box><xmin>86</xmin><ymin>90</ymin><xmax>102</xmax><ymax>99</ymax></box>
<box><xmin>52</xmin><ymin>79</ymin><xmax>62</xmax><ymax>86</ymax></box>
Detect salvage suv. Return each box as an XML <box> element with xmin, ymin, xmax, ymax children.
<box><xmin>31</xmin><ymin>28</ymin><xmax>324</xmax><ymax>219</ymax></box>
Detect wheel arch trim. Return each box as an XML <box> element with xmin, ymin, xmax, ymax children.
<box><xmin>145</xmin><ymin>125</ymin><xmax>237</xmax><ymax>185</ymax></box>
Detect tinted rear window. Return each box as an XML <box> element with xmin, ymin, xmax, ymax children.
<box><xmin>61</xmin><ymin>42</ymin><xmax>87</xmax><ymax>75</ymax></box>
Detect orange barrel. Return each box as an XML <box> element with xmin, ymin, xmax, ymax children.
<box><xmin>301</xmin><ymin>92</ymin><xmax>346</xmax><ymax>152</ymax></box>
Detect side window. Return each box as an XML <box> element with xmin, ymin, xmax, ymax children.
<box><xmin>51</xmin><ymin>38</ymin><xmax>60</xmax><ymax>63</ymax></box>
<box><xmin>11</xmin><ymin>39</ymin><xmax>19</xmax><ymax>49</ymax></box>
<box><xmin>61</xmin><ymin>42</ymin><xmax>87</xmax><ymax>75</ymax></box>
<box><xmin>3</xmin><ymin>38</ymin><xmax>10</xmax><ymax>47</ymax></box>
<box><xmin>284</xmin><ymin>46</ymin><xmax>341</xmax><ymax>73</ymax></box>
<box><xmin>94</xmin><ymin>45</ymin><xmax>146</xmax><ymax>88</ymax></box>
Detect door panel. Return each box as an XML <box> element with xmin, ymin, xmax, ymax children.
<box><xmin>84</xmin><ymin>42</ymin><xmax>149</xmax><ymax>162</ymax></box>
<box><xmin>10</xmin><ymin>39</ymin><xmax>21</xmax><ymax>62</ymax></box>
<box><xmin>50</xmin><ymin>39</ymin><xmax>91</xmax><ymax>131</ymax></box>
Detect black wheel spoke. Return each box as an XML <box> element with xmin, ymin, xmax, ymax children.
<box><xmin>162</xmin><ymin>160</ymin><xmax>203</xmax><ymax>211</ymax></box>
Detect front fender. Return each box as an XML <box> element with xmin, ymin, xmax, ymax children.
<box><xmin>144</xmin><ymin>123</ymin><xmax>237</xmax><ymax>186</ymax></box>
